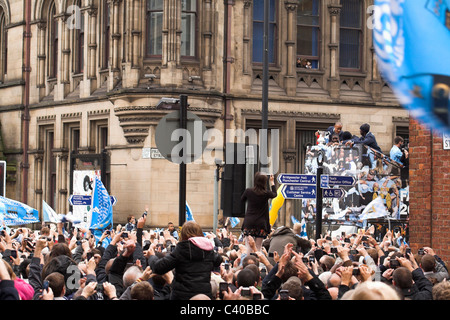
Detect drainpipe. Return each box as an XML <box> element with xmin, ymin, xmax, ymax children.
<box><xmin>22</xmin><ymin>0</ymin><xmax>31</xmax><ymax>203</ymax></box>
<box><xmin>224</xmin><ymin>0</ymin><xmax>234</xmax><ymax>135</ymax></box>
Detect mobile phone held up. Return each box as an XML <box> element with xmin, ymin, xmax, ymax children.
<box><xmin>43</xmin><ymin>280</ymin><xmax>49</xmax><ymax>291</ymax></box>
<box><xmin>279</xmin><ymin>289</ymin><xmax>289</xmax><ymax>300</ymax></box>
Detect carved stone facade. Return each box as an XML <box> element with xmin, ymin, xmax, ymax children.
<box><xmin>0</xmin><ymin>0</ymin><xmax>409</xmax><ymax>227</ymax></box>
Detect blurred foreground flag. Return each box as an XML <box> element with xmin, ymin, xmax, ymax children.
<box><xmin>43</xmin><ymin>200</ymin><xmax>59</xmax><ymax>223</ymax></box>
<box><xmin>186</xmin><ymin>202</ymin><xmax>195</xmax><ymax>222</ymax></box>
<box><xmin>359</xmin><ymin>196</ymin><xmax>389</xmax><ymax>220</ymax></box>
<box><xmin>90</xmin><ymin>176</ymin><xmax>113</xmax><ymax>230</ymax></box>
<box><xmin>373</xmin><ymin>0</ymin><xmax>450</xmax><ymax>134</ymax></box>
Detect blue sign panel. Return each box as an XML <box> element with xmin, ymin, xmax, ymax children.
<box><xmin>69</xmin><ymin>195</ymin><xmax>117</xmax><ymax>206</ymax></box>
<box><xmin>277</xmin><ymin>174</ymin><xmax>317</xmax><ymax>185</ymax></box>
<box><xmin>321</xmin><ymin>175</ymin><xmax>356</xmax><ymax>188</ymax></box>
<box><xmin>322</xmin><ymin>188</ymin><xmax>345</xmax><ymax>199</ymax></box>
<box><xmin>281</xmin><ymin>184</ymin><xmax>317</xmax><ymax>199</ymax></box>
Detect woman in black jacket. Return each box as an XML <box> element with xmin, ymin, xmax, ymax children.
<box><xmin>241</xmin><ymin>172</ymin><xmax>277</xmax><ymax>252</ymax></box>
<box><xmin>152</xmin><ymin>221</ymin><xmax>223</xmax><ymax>300</ymax></box>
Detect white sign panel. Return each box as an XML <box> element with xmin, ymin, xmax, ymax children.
<box><xmin>443</xmin><ymin>133</ymin><xmax>450</xmax><ymax>150</ymax></box>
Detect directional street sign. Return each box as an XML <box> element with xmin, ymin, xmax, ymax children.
<box><xmin>277</xmin><ymin>174</ymin><xmax>316</xmax><ymax>185</ymax></box>
<box><xmin>322</xmin><ymin>188</ymin><xmax>346</xmax><ymax>199</ymax></box>
<box><xmin>68</xmin><ymin>195</ymin><xmax>91</xmax><ymax>206</ymax></box>
<box><xmin>281</xmin><ymin>184</ymin><xmax>317</xmax><ymax>199</ymax></box>
<box><xmin>69</xmin><ymin>195</ymin><xmax>117</xmax><ymax>206</ymax></box>
<box><xmin>320</xmin><ymin>175</ymin><xmax>356</xmax><ymax>188</ymax></box>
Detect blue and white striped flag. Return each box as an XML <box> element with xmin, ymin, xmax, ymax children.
<box><xmin>359</xmin><ymin>196</ymin><xmax>389</xmax><ymax>220</ymax></box>
<box><xmin>186</xmin><ymin>202</ymin><xmax>195</xmax><ymax>222</ymax></box>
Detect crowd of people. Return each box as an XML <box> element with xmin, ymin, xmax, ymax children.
<box><xmin>0</xmin><ymin>214</ymin><xmax>448</xmax><ymax>301</ymax></box>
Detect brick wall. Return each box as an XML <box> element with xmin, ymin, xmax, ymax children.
<box><xmin>409</xmin><ymin>119</ymin><xmax>450</xmax><ymax>263</ymax></box>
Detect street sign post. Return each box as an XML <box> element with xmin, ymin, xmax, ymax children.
<box><xmin>320</xmin><ymin>175</ymin><xmax>356</xmax><ymax>188</ymax></box>
<box><xmin>281</xmin><ymin>184</ymin><xmax>317</xmax><ymax>199</ymax></box>
<box><xmin>277</xmin><ymin>174</ymin><xmax>316</xmax><ymax>185</ymax></box>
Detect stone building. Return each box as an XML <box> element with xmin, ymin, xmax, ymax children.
<box><xmin>0</xmin><ymin>0</ymin><xmax>409</xmax><ymax>228</ymax></box>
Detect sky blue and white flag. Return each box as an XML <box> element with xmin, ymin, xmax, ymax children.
<box><xmin>92</xmin><ymin>228</ymin><xmax>111</xmax><ymax>249</ymax></box>
<box><xmin>359</xmin><ymin>196</ymin><xmax>389</xmax><ymax>220</ymax></box>
<box><xmin>373</xmin><ymin>0</ymin><xmax>450</xmax><ymax>135</ymax></box>
<box><xmin>291</xmin><ymin>216</ymin><xmax>308</xmax><ymax>238</ymax></box>
<box><xmin>300</xmin><ymin>218</ymin><xmax>308</xmax><ymax>238</ymax></box>
<box><xmin>89</xmin><ymin>176</ymin><xmax>113</xmax><ymax>231</ymax></box>
<box><xmin>186</xmin><ymin>202</ymin><xmax>195</xmax><ymax>222</ymax></box>
<box><xmin>229</xmin><ymin>217</ymin><xmax>240</xmax><ymax>228</ymax></box>
<box><xmin>0</xmin><ymin>196</ymin><xmax>39</xmax><ymax>226</ymax></box>
<box><xmin>43</xmin><ymin>200</ymin><xmax>59</xmax><ymax>223</ymax></box>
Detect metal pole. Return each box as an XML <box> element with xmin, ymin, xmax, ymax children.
<box><xmin>179</xmin><ymin>95</ymin><xmax>188</xmax><ymax>227</ymax></box>
<box><xmin>315</xmin><ymin>165</ymin><xmax>323</xmax><ymax>240</ymax></box>
<box><xmin>262</xmin><ymin>0</ymin><xmax>269</xmax><ymax>131</ymax></box>
<box><xmin>213</xmin><ymin>166</ymin><xmax>219</xmax><ymax>234</ymax></box>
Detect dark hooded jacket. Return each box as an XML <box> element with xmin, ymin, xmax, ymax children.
<box><xmin>152</xmin><ymin>237</ymin><xmax>222</xmax><ymax>300</ymax></box>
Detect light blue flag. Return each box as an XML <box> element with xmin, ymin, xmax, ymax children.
<box><xmin>229</xmin><ymin>217</ymin><xmax>240</xmax><ymax>228</ymax></box>
<box><xmin>89</xmin><ymin>176</ymin><xmax>113</xmax><ymax>231</ymax></box>
<box><xmin>373</xmin><ymin>0</ymin><xmax>450</xmax><ymax>135</ymax></box>
<box><xmin>291</xmin><ymin>216</ymin><xmax>308</xmax><ymax>239</ymax></box>
<box><xmin>92</xmin><ymin>228</ymin><xmax>111</xmax><ymax>249</ymax></box>
<box><xmin>186</xmin><ymin>202</ymin><xmax>195</xmax><ymax>222</ymax></box>
<box><xmin>300</xmin><ymin>218</ymin><xmax>308</xmax><ymax>238</ymax></box>
<box><xmin>43</xmin><ymin>200</ymin><xmax>59</xmax><ymax>223</ymax></box>
<box><xmin>0</xmin><ymin>196</ymin><xmax>39</xmax><ymax>226</ymax></box>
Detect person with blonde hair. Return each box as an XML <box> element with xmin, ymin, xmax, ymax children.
<box><xmin>341</xmin><ymin>281</ymin><xmax>401</xmax><ymax>300</ymax></box>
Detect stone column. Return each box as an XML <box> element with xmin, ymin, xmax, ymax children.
<box><xmin>161</xmin><ymin>0</ymin><xmax>182</xmax><ymax>85</ymax></box>
<box><xmin>284</xmin><ymin>1</ymin><xmax>298</xmax><ymax>96</ymax></box>
<box><xmin>109</xmin><ymin>0</ymin><xmax>122</xmax><ymax>89</ymax></box>
<box><xmin>37</xmin><ymin>22</ymin><xmax>47</xmax><ymax>100</ymax></box>
<box><xmin>57</xmin><ymin>152</ymin><xmax>69</xmax><ymax>213</ymax></box>
<box><xmin>327</xmin><ymin>2</ymin><xmax>342</xmax><ymax>99</ymax></box>
<box><xmin>242</xmin><ymin>0</ymin><xmax>252</xmax><ymax>75</ymax></box>
<box><xmin>34</xmin><ymin>153</ymin><xmax>44</xmax><ymax>215</ymax></box>
<box><xmin>281</xmin><ymin>118</ymin><xmax>297</xmax><ymax>226</ymax></box>
<box><xmin>202</xmin><ymin>0</ymin><xmax>212</xmax><ymax>70</ymax></box>
<box><xmin>62</xmin><ymin>15</ymin><xmax>70</xmax><ymax>97</ymax></box>
<box><xmin>131</xmin><ymin>0</ymin><xmax>140</xmax><ymax>68</ymax></box>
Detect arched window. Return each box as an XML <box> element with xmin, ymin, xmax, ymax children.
<box><xmin>297</xmin><ymin>0</ymin><xmax>320</xmax><ymax>69</ymax></box>
<box><xmin>0</xmin><ymin>8</ymin><xmax>7</xmax><ymax>81</ymax></box>
<box><xmin>252</xmin><ymin>0</ymin><xmax>277</xmax><ymax>64</ymax></box>
<box><xmin>146</xmin><ymin>0</ymin><xmax>163</xmax><ymax>57</ymax></box>
<box><xmin>48</xmin><ymin>1</ymin><xmax>58</xmax><ymax>78</ymax></box>
<box><xmin>181</xmin><ymin>0</ymin><xmax>197</xmax><ymax>58</ymax></box>
<box><xmin>339</xmin><ymin>0</ymin><xmax>363</xmax><ymax>70</ymax></box>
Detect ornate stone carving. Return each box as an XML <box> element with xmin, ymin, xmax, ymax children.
<box><xmin>328</xmin><ymin>4</ymin><xmax>342</xmax><ymax>16</ymax></box>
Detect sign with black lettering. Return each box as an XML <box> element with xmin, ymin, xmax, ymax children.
<box><xmin>444</xmin><ymin>133</ymin><xmax>450</xmax><ymax>150</ymax></box>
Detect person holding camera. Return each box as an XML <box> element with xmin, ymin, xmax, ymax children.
<box><xmin>386</xmin><ymin>253</ymin><xmax>433</xmax><ymax>300</ymax></box>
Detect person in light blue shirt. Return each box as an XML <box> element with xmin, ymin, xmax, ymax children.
<box><xmin>390</xmin><ymin>136</ymin><xmax>405</xmax><ymax>165</ymax></box>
